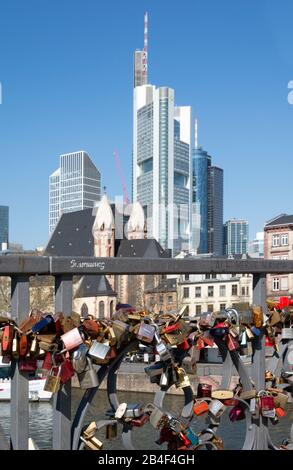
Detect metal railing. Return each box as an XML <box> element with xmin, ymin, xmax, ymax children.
<box><xmin>0</xmin><ymin>255</ymin><xmax>293</xmax><ymax>450</ymax></box>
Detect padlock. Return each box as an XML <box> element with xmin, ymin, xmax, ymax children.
<box><xmin>115</xmin><ymin>402</ymin><xmax>127</xmax><ymax>419</ymax></box>
<box><xmin>19</xmin><ymin>334</ymin><xmax>28</xmax><ymax>357</ymax></box>
<box><xmin>19</xmin><ymin>314</ymin><xmax>39</xmax><ymax>333</ymax></box>
<box><xmin>82</xmin><ymin>319</ymin><xmax>100</xmax><ymax>339</ymax></box>
<box><xmin>59</xmin><ymin>357</ymin><xmax>75</xmax><ymax>384</ymax></box>
<box><xmin>281</xmin><ymin>327</ymin><xmax>293</xmax><ymax>340</ymax></box>
<box><xmin>12</xmin><ymin>332</ymin><xmax>19</xmax><ymax>359</ymax></box>
<box><xmin>184</xmin><ymin>428</ymin><xmax>199</xmax><ymax>447</ymax></box>
<box><xmin>38</xmin><ymin>341</ymin><xmax>58</xmax><ymax>352</ymax></box>
<box><xmin>258</xmin><ymin>391</ymin><xmax>275</xmax><ymax>418</ymax></box>
<box><xmin>89</xmin><ymin>340</ymin><xmax>110</xmax><ymax>361</ymax></box>
<box><xmin>266</xmin><ymin>388</ymin><xmax>288</xmax><ymax>410</ymax></box>
<box><xmin>197</xmin><ymin>382</ymin><xmax>212</xmax><ymax>398</ymax></box>
<box><xmin>275</xmin><ymin>407</ymin><xmax>286</xmax><ymax>418</ymax></box>
<box><xmin>61</xmin><ymin>316</ymin><xmax>75</xmax><ymax>333</ymax></box>
<box><xmin>30</xmin><ymin>336</ymin><xmax>38</xmax><ymax>355</ymax></box>
<box><xmin>124</xmin><ymin>403</ymin><xmax>143</xmax><ymax>418</ymax></box>
<box><xmin>193</xmin><ymin>400</ymin><xmax>209</xmax><ymax>416</ymax></box>
<box><xmin>80</xmin><ymin>436</ymin><xmax>103</xmax><ymax>451</ymax></box>
<box><xmin>131</xmin><ymin>414</ymin><xmax>149</xmax><ymax>427</ymax></box>
<box><xmin>209</xmin><ymin>399</ymin><xmax>225</xmax><ymax>418</ymax></box>
<box><xmin>226</xmin><ymin>333</ymin><xmax>239</xmax><ymax>351</ymax></box>
<box><xmin>269</xmin><ymin>309</ymin><xmax>282</xmax><ymax>327</ymax></box>
<box><xmin>19</xmin><ymin>357</ymin><xmax>38</xmax><ymax>372</ymax></box>
<box><xmin>41</xmin><ymin>351</ymin><xmax>53</xmax><ymax>370</ymax></box>
<box><xmin>77</xmin><ymin>357</ymin><xmax>99</xmax><ymax>389</ymax></box>
<box><xmin>210</xmin><ymin>322</ymin><xmax>229</xmax><ymax>338</ymax></box>
<box><xmin>251</xmin><ymin>326</ymin><xmax>261</xmax><ymax>336</ymax></box>
<box><xmin>44</xmin><ymin>364</ymin><xmax>62</xmax><ymax>393</ymax></box>
<box><xmin>1</xmin><ymin>325</ymin><xmax>14</xmax><ymax>356</ymax></box>
<box><xmin>105</xmin><ymin>422</ymin><xmax>118</xmax><ymax>439</ymax></box>
<box><xmin>61</xmin><ymin>327</ymin><xmax>83</xmax><ymax>351</ymax></box>
<box><xmin>202</xmin><ymin>333</ymin><xmax>214</xmax><ymax>347</ymax></box>
<box><xmin>148</xmin><ymin>405</ymin><xmax>166</xmax><ymax>429</ymax></box>
<box><xmin>249</xmin><ymin>398</ymin><xmax>257</xmax><ymax>415</ymax></box>
<box><xmin>211</xmin><ymin>390</ymin><xmax>234</xmax><ymax>400</ymax></box>
<box><xmin>159</xmin><ymin>370</ymin><xmax>169</xmax><ymax>388</ymax></box>
<box><xmin>31</xmin><ymin>315</ymin><xmax>54</xmax><ymax>334</ymax></box>
<box><xmin>137</xmin><ymin>322</ymin><xmax>156</xmax><ymax>343</ymax></box>
<box><xmin>82</xmin><ymin>421</ymin><xmax>97</xmax><ymax>439</ymax></box>
<box><xmin>175</xmin><ymin>367</ymin><xmax>190</xmax><ymax>388</ymax></box>
<box><xmin>156</xmin><ymin>341</ymin><xmax>171</xmax><ymax>361</ymax></box>
<box><xmin>229</xmin><ymin>402</ymin><xmax>246</xmax><ymax>421</ymax></box>
<box><xmin>240</xmin><ymin>330</ymin><xmax>247</xmax><ymax>347</ymax></box>
<box><xmin>245</xmin><ymin>327</ymin><xmax>254</xmax><ymax>340</ymax></box>
<box><xmin>196</xmin><ymin>337</ymin><xmax>205</xmax><ymax>350</ymax></box>
<box><xmin>252</xmin><ymin>305</ymin><xmax>263</xmax><ymax>328</ymax></box>
<box><xmin>111</xmin><ymin>320</ymin><xmax>129</xmax><ymax>344</ymax></box>
<box><xmin>72</xmin><ymin>343</ymin><xmax>89</xmax><ymax>373</ymax></box>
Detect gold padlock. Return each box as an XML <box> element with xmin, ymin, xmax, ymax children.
<box><xmin>175</xmin><ymin>367</ymin><xmax>191</xmax><ymax>389</ymax></box>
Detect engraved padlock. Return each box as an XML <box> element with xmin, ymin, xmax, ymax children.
<box><xmin>89</xmin><ymin>340</ymin><xmax>111</xmax><ymax>361</ymax></box>
<box><xmin>72</xmin><ymin>343</ymin><xmax>89</xmax><ymax>374</ymax></box>
<box><xmin>61</xmin><ymin>327</ymin><xmax>83</xmax><ymax>351</ymax></box>
<box><xmin>77</xmin><ymin>357</ymin><xmax>99</xmax><ymax>389</ymax></box>
<box><xmin>44</xmin><ymin>364</ymin><xmax>61</xmax><ymax>393</ymax></box>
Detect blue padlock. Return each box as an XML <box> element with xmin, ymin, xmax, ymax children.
<box><xmin>31</xmin><ymin>315</ymin><xmax>54</xmax><ymax>333</ymax></box>
<box><xmin>251</xmin><ymin>326</ymin><xmax>261</xmax><ymax>336</ymax></box>
<box><xmin>185</xmin><ymin>428</ymin><xmax>199</xmax><ymax>446</ymax></box>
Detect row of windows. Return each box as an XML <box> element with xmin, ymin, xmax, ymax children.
<box><xmin>272</xmin><ymin>233</ymin><xmax>289</xmax><ymax>247</ymax></box>
<box><xmin>272</xmin><ymin>277</ymin><xmax>289</xmax><ymax>291</ymax></box>
<box><xmin>195</xmin><ymin>304</ymin><xmax>230</xmax><ymax>314</ymax></box>
<box><xmin>183</xmin><ymin>284</ymin><xmax>242</xmax><ymax>298</ymax></box>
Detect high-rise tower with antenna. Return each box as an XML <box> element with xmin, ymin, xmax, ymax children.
<box><xmin>134</xmin><ymin>12</ymin><xmax>148</xmax><ymax>87</ymax></box>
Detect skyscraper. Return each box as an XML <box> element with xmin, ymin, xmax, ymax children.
<box><xmin>132</xmin><ymin>15</ymin><xmax>192</xmax><ymax>255</ymax></box>
<box><xmin>192</xmin><ymin>135</ymin><xmax>224</xmax><ymax>256</ymax></box>
<box><xmin>0</xmin><ymin>206</ymin><xmax>9</xmax><ymax>250</ymax></box>
<box><xmin>208</xmin><ymin>166</ymin><xmax>224</xmax><ymax>255</ymax></box>
<box><xmin>224</xmin><ymin>219</ymin><xmax>249</xmax><ymax>255</ymax></box>
<box><xmin>133</xmin><ymin>85</ymin><xmax>192</xmax><ymax>255</ymax></box>
<box><xmin>192</xmin><ymin>147</ymin><xmax>211</xmax><ymax>253</ymax></box>
<box><xmin>49</xmin><ymin>151</ymin><xmax>101</xmax><ymax>234</ymax></box>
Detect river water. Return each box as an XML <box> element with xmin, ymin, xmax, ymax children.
<box><xmin>1</xmin><ymin>389</ymin><xmax>293</xmax><ymax>450</ymax></box>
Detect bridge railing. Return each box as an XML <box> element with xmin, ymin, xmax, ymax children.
<box><xmin>0</xmin><ymin>255</ymin><xmax>292</xmax><ymax>450</ymax></box>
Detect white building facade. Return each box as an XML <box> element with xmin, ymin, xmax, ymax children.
<box><xmin>177</xmin><ymin>273</ymin><xmax>252</xmax><ymax>317</ymax></box>
<box><xmin>133</xmin><ymin>84</ymin><xmax>192</xmax><ymax>255</ymax></box>
<box><xmin>49</xmin><ymin>151</ymin><xmax>101</xmax><ymax>234</ymax></box>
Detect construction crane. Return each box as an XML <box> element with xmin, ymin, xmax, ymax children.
<box><xmin>113</xmin><ymin>150</ymin><xmax>130</xmax><ymax>205</ymax></box>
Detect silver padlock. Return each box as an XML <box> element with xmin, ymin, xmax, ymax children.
<box><xmin>124</xmin><ymin>403</ymin><xmax>143</xmax><ymax>418</ymax></box>
<box><xmin>72</xmin><ymin>343</ymin><xmax>89</xmax><ymax>374</ymax></box>
<box><xmin>148</xmin><ymin>405</ymin><xmax>165</xmax><ymax>429</ymax></box>
<box><xmin>281</xmin><ymin>327</ymin><xmax>293</xmax><ymax>340</ymax></box>
<box><xmin>89</xmin><ymin>340</ymin><xmax>110</xmax><ymax>360</ymax></box>
<box><xmin>160</xmin><ymin>371</ymin><xmax>169</xmax><ymax>387</ymax></box>
<box><xmin>77</xmin><ymin>357</ymin><xmax>99</xmax><ymax>389</ymax></box>
<box><xmin>156</xmin><ymin>342</ymin><xmax>172</xmax><ymax>361</ymax></box>
<box><xmin>137</xmin><ymin>323</ymin><xmax>156</xmax><ymax>343</ymax></box>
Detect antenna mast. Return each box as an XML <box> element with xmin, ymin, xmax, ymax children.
<box><xmin>195</xmin><ymin>118</ymin><xmax>199</xmax><ymax>149</ymax></box>
<box><xmin>143</xmin><ymin>11</ymin><xmax>148</xmax><ymax>84</ymax></box>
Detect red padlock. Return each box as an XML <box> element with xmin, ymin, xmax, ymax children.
<box><xmin>59</xmin><ymin>358</ymin><xmax>75</xmax><ymax>384</ymax></box>
<box><xmin>1</xmin><ymin>325</ymin><xmax>14</xmax><ymax>356</ymax></box>
<box><xmin>177</xmin><ymin>339</ymin><xmax>190</xmax><ymax>350</ymax></box>
<box><xmin>19</xmin><ymin>358</ymin><xmax>38</xmax><ymax>372</ymax></box>
<box><xmin>131</xmin><ymin>414</ymin><xmax>149</xmax><ymax>427</ymax></box>
<box><xmin>42</xmin><ymin>352</ymin><xmax>53</xmax><ymax>370</ymax></box>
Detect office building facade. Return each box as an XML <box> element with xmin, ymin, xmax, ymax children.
<box><xmin>0</xmin><ymin>206</ymin><xmax>9</xmax><ymax>251</ymax></box>
<box><xmin>248</xmin><ymin>231</ymin><xmax>264</xmax><ymax>258</ymax></box>
<box><xmin>224</xmin><ymin>219</ymin><xmax>249</xmax><ymax>256</ymax></box>
<box><xmin>192</xmin><ymin>147</ymin><xmax>224</xmax><ymax>255</ymax></box>
<box><xmin>49</xmin><ymin>151</ymin><xmax>101</xmax><ymax>234</ymax></box>
<box><xmin>133</xmin><ymin>84</ymin><xmax>192</xmax><ymax>255</ymax></box>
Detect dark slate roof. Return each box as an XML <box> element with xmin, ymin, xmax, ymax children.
<box><xmin>45</xmin><ymin>209</ymin><xmax>95</xmax><ymax>256</ymax></box>
<box><xmin>44</xmin><ymin>206</ymin><xmax>129</xmax><ymax>256</ymax></box>
<box><xmin>116</xmin><ymin>239</ymin><xmax>171</xmax><ymax>258</ymax></box>
<box><xmin>75</xmin><ymin>275</ymin><xmax>115</xmax><ymax>298</ymax></box>
<box><xmin>265</xmin><ymin>214</ymin><xmax>293</xmax><ymax>228</ymax></box>
<box><xmin>145</xmin><ymin>278</ymin><xmax>177</xmax><ymax>294</ymax></box>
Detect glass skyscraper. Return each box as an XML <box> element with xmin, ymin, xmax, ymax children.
<box><xmin>192</xmin><ymin>147</ymin><xmax>211</xmax><ymax>253</ymax></box>
<box><xmin>192</xmin><ymin>148</ymin><xmax>224</xmax><ymax>255</ymax></box>
<box><xmin>49</xmin><ymin>151</ymin><xmax>101</xmax><ymax>234</ymax></box>
<box><xmin>133</xmin><ymin>85</ymin><xmax>192</xmax><ymax>255</ymax></box>
<box><xmin>0</xmin><ymin>206</ymin><xmax>9</xmax><ymax>250</ymax></box>
<box><xmin>224</xmin><ymin>219</ymin><xmax>249</xmax><ymax>255</ymax></box>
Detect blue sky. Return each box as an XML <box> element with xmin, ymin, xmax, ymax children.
<box><xmin>0</xmin><ymin>0</ymin><xmax>292</xmax><ymax>249</ymax></box>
